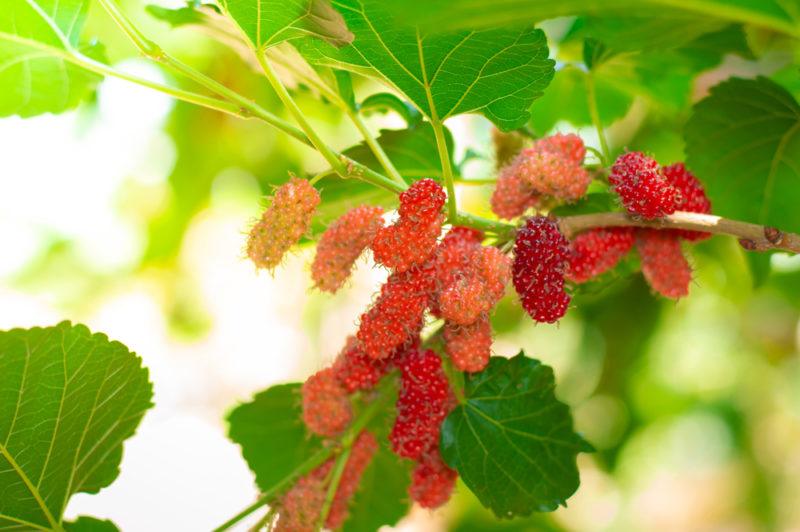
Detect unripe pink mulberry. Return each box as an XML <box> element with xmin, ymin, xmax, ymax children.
<box><xmin>514</xmin><ymin>134</ymin><xmax>591</xmax><ymax>201</ymax></box>
<box><xmin>444</xmin><ymin>316</ymin><xmax>492</xmax><ymax>373</ymax></box>
<box><xmin>409</xmin><ymin>449</ymin><xmax>458</xmax><ymax>509</ymax></box>
<box><xmin>312</xmin><ymin>205</ymin><xmax>384</xmax><ymax>292</ymax></box>
<box><xmin>274</xmin><ymin>460</ymin><xmax>330</xmax><ymax>532</ymax></box>
<box><xmin>636</xmin><ymin>229</ymin><xmax>692</xmax><ymax>299</ymax></box>
<box><xmin>372</xmin><ymin>179</ymin><xmax>446</xmax><ymax>272</ymax></box>
<box><xmin>390</xmin><ymin>348</ymin><xmax>455</xmax><ymax>460</ymax></box>
<box><xmin>490</xmin><ymin>161</ymin><xmax>541</xmax><ymax>219</ymax></box>
<box><xmin>325</xmin><ymin>431</ymin><xmax>379</xmax><ymax>529</ymax></box>
<box><xmin>609</xmin><ymin>152</ymin><xmax>679</xmax><ymax>219</ymax></box>
<box><xmin>539</xmin><ymin>132</ymin><xmax>586</xmax><ymax>165</ymax></box>
<box><xmin>439</xmin><ymin>276</ymin><xmax>488</xmax><ymax>325</ymax></box>
<box><xmin>428</xmin><ymin>227</ymin><xmax>484</xmax><ymax>316</ymax></box>
<box><xmin>247</xmin><ymin>178</ymin><xmax>320</xmax><ymax>270</ymax></box>
<box><xmin>662</xmin><ymin>162</ymin><xmax>712</xmax><ymax>241</ymax></box>
<box><xmin>512</xmin><ymin>216</ymin><xmax>571</xmax><ymax>323</ymax></box>
<box><xmin>480</xmin><ymin>246</ymin><xmax>512</xmax><ymax>303</ymax></box>
<box><xmin>357</xmin><ymin>266</ymin><xmax>431</xmax><ymax>360</ymax></box>
<box><xmin>301</xmin><ymin>367</ymin><xmax>352</xmax><ymax>437</ymax></box>
<box><xmin>566</xmin><ymin>227</ymin><xmax>635</xmax><ymax>283</ymax></box>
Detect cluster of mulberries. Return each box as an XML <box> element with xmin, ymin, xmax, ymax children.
<box><xmin>247</xmin><ymin>177</ymin><xmax>320</xmax><ymax>270</ymax></box>
<box><xmin>491</xmin><ymin>133</ymin><xmax>589</xmax><ymax>219</ymax></box>
<box><xmin>662</xmin><ymin>162</ymin><xmax>712</xmax><ymax>241</ymax></box>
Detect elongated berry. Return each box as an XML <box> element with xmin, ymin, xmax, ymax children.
<box><xmin>301</xmin><ymin>367</ymin><xmax>352</xmax><ymax>437</ymax></box>
<box><xmin>274</xmin><ymin>460</ymin><xmax>330</xmax><ymax>532</ymax></box>
<box><xmin>390</xmin><ymin>348</ymin><xmax>455</xmax><ymax>460</ymax></box>
<box><xmin>312</xmin><ymin>205</ymin><xmax>384</xmax><ymax>292</ymax></box>
<box><xmin>409</xmin><ymin>449</ymin><xmax>458</xmax><ymax>509</ymax></box>
<box><xmin>357</xmin><ymin>266</ymin><xmax>431</xmax><ymax>359</ymax></box>
<box><xmin>444</xmin><ymin>315</ymin><xmax>492</xmax><ymax>372</ymax></box>
<box><xmin>247</xmin><ymin>178</ymin><xmax>320</xmax><ymax>270</ymax></box>
<box><xmin>333</xmin><ymin>336</ymin><xmax>392</xmax><ymax>393</ymax></box>
<box><xmin>566</xmin><ymin>227</ymin><xmax>635</xmax><ymax>283</ymax></box>
<box><xmin>662</xmin><ymin>162</ymin><xmax>712</xmax><ymax>241</ymax></box>
<box><xmin>609</xmin><ymin>152</ymin><xmax>679</xmax><ymax>219</ymax></box>
<box><xmin>325</xmin><ymin>431</ymin><xmax>379</xmax><ymax>529</ymax></box>
<box><xmin>636</xmin><ymin>229</ymin><xmax>692</xmax><ymax>299</ymax></box>
<box><xmin>513</xmin><ymin>216</ymin><xmax>571</xmax><ymax>323</ymax></box>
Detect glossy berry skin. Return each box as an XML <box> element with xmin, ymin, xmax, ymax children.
<box><xmin>636</xmin><ymin>229</ymin><xmax>692</xmax><ymax>299</ymax></box>
<box><xmin>566</xmin><ymin>227</ymin><xmax>635</xmax><ymax>283</ymax></box>
<box><xmin>609</xmin><ymin>152</ymin><xmax>679</xmax><ymax>219</ymax></box>
<box><xmin>357</xmin><ymin>266</ymin><xmax>431</xmax><ymax>359</ymax></box>
<box><xmin>311</xmin><ymin>205</ymin><xmax>384</xmax><ymax>293</ymax></box>
<box><xmin>332</xmin><ymin>336</ymin><xmax>392</xmax><ymax>393</ymax></box>
<box><xmin>390</xmin><ymin>349</ymin><xmax>455</xmax><ymax>460</ymax></box>
<box><xmin>444</xmin><ymin>315</ymin><xmax>492</xmax><ymax>373</ymax></box>
<box><xmin>301</xmin><ymin>367</ymin><xmax>352</xmax><ymax>437</ymax></box>
<box><xmin>662</xmin><ymin>162</ymin><xmax>712</xmax><ymax>241</ymax></box>
<box><xmin>372</xmin><ymin>179</ymin><xmax>446</xmax><ymax>272</ymax></box>
<box><xmin>325</xmin><ymin>431</ymin><xmax>379</xmax><ymax>529</ymax></box>
<box><xmin>512</xmin><ymin>216</ymin><xmax>571</xmax><ymax>323</ymax></box>
<box><xmin>409</xmin><ymin>449</ymin><xmax>458</xmax><ymax>509</ymax></box>
<box><xmin>247</xmin><ymin>178</ymin><xmax>320</xmax><ymax>270</ymax></box>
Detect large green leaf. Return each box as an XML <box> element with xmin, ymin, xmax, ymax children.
<box><xmin>0</xmin><ymin>322</ymin><xmax>153</xmax><ymax>530</ymax></box>
<box><xmin>227</xmin><ymin>383</ymin><xmax>323</xmax><ymax>492</ymax></box>
<box><xmin>64</xmin><ymin>516</ymin><xmax>120</xmax><ymax>532</ymax></box>
<box><xmin>218</xmin><ymin>0</ymin><xmax>353</xmax><ymax>51</ymax></box>
<box><xmin>300</xmin><ymin>0</ymin><xmax>555</xmax><ymax>131</ymax></box>
<box><xmin>441</xmin><ymin>352</ymin><xmax>591</xmax><ymax>517</ymax></box>
<box><xmin>685</xmin><ymin>77</ymin><xmax>800</xmax><ymax>229</ymax></box>
<box><xmin>384</xmin><ymin>0</ymin><xmax>800</xmax><ymax>37</ymax></box>
<box><xmin>0</xmin><ymin>0</ymin><xmax>104</xmax><ymax>117</ymax></box>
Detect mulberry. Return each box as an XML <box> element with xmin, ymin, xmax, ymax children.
<box><xmin>332</xmin><ymin>336</ymin><xmax>392</xmax><ymax>393</ymax></box>
<box><xmin>274</xmin><ymin>461</ymin><xmax>330</xmax><ymax>532</ymax></box>
<box><xmin>636</xmin><ymin>229</ymin><xmax>692</xmax><ymax>299</ymax></box>
<box><xmin>609</xmin><ymin>152</ymin><xmax>679</xmax><ymax>219</ymax></box>
<box><xmin>301</xmin><ymin>367</ymin><xmax>352</xmax><ymax>437</ymax></box>
<box><xmin>325</xmin><ymin>431</ymin><xmax>379</xmax><ymax>529</ymax></box>
<box><xmin>513</xmin><ymin>216</ymin><xmax>571</xmax><ymax>323</ymax></box>
<box><xmin>390</xmin><ymin>348</ymin><xmax>455</xmax><ymax>460</ymax></box>
<box><xmin>312</xmin><ymin>205</ymin><xmax>384</xmax><ymax>292</ymax></box>
<box><xmin>444</xmin><ymin>316</ymin><xmax>492</xmax><ymax>373</ymax></box>
<box><xmin>247</xmin><ymin>178</ymin><xmax>320</xmax><ymax>270</ymax></box>
<box><xmin>514</xmin><ymin>134</ymin><xmax>591</xmax><ymax>201</ymax></box>
<box><xmin>662</xmin><ymin>162</ymin><xmax>712</xmax><ymax>241</ymax></box>
<box><xmin>397</xmin><ymin>178</ymin><xmax>447</xmax><ymax>219</ymax></box>
<box><xmin>409</xmin><ymin>449</ymin><xmax>458</xmax><ymax>509</ymax></box>
<box><xmin>479</xmin><ymin>246</ymin><xmax>512</xmax><ymax>303</ymax></box>
<box><xmin>490</xmin><ymin>164</ymin><xmax>541</xmax><ymax>220</ymax></box>
<box><xmin>566</xmin><ymin>227</ymin><xmax>635</xmax><ymax>283</ymax></box>
<box><xmin>356</xmin><ymin>266</ymin><xmax>431</xmax><ymax>360</ymax></box>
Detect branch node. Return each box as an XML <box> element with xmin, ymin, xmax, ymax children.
<box><xmin>764</xmin><ymin>226</ymin><xmax>784</xmax><ymax>245</ymax></box>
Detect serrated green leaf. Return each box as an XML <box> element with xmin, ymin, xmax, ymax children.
<box><xmin>299</xmin><ymin>0</ymin><xmax>555</xmax><ymax>131</ymax></box>
<box><xmin>441</xmin><ymin>352</ymin><xmax>591</xmax><ymax>517</ymax></box>
<box><xmin>685</xmin><ymin>76</ymin><xmax>800</xmax><ymax>228</ymax></box>
<box><xmin>218</xmin><ymin>0</ymin><xmax>353</xmax><ymax>51</ymax></box>
<box><xmin>227</xmin><ymin>383</ymin><xmax>324</xmax><ymax>492</ymax></box>
<box><xmin>0</xmin><ymin>0</ymin><xmax>104</xmax><ymax>117</ymax></box>
<box><xmin>0</xmin><ymin>322</ymin><xmax>153</xmax><ymax>530</ymax></box>
<box><xmin>64</xmin><ymin>516</ymin><xmax>120</xmax><ymax>532</ymax></box>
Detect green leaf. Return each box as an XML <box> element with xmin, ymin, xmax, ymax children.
<box><xmin>745</xmin><ymin>252</ymin><xmax>772</xmax><ymax>288</ymax></box>
<box><xmin>685</xmin><ymin>76</ymin><xmax>800</xmax><ymax>228</ymax></box>
<box><xmin>441</xmin><ymin>352</ymin><xmax>591</xmax><ymax>517</ymax></box>
<box><xmin>218</xmin><ymin>0</ymin><xmax>354</xmax><ymax>51</ymax></box>
<box><xmin>0</xmin><ymin>322</ymin><xmax>153</xmax><ymax>530</ymax></box>
<box><xmin>580</xmin><ymin>16</ymin><xmax>726</xmax><ymax>53</ymax></box>
<box><xmin>64</xmin><ymin>516</ymin><xmax>120</xmax><ymax>532</ymax></box>
<box><xmin>227</xmin><ymin>383</ymin><xmax>324</xmax><ymax>492</ymax></box>
<box><xmin>360</xmin><ymin>93</ymin><xmax>422</xmax><ymax>127</ymax></box>
<box><xmin>300</xmin><ymin>0</ymin><xmax>555</xmax><ymax>131</ymax></box>
<box><xmin>0</xmin><ymin>0</ymin><xmax>104</xmax><ymax>117</ymax></box>
<box><xmin>384</xmin><ymin>0</ymin><xmax>800</xmax><ymax>38</ymax></box>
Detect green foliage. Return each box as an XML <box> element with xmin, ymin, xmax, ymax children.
<box><xmin>360</xmin><ymin>93</ymin><xmax>422</xmax><ymax>127</ymax></box>
<box><xmin>0</xmin><ymin>322</ymin><xmax>153</xmax><ymax>530</ymax></box>
<box><xmin>64</xmin><ymin>516</ymin><xmax>121</xmax><ymax>531</ymax></box>
<box><xmin>685</xmin><ymin>76</ymin><xmax>800</xmax><ymax>228</ymax></box>
<box><xmin>300</xmin><ymin>0</ymin><xmax>555</xmax><ymax>130</ymax></box>
<box><xmin>441</xmin><ymin>353</ymin><xmax>592</xmax><ymax>518</ymax></box>
<box><xmin>0</xmin><ymin>0</ymin><xmax>104</xmax><ymax>117</ymax></box>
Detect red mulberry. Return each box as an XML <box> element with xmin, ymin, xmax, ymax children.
<box><xmin>479</xmin><ymin>246</ymin><xmax>512</xmax><ymax>303</ymax></box>
<box><xmin>409</xmin><ymin>449</ymin><xmax>458</xmax><ymax>509</ymax></box>
<box><xmin>566</xmin><ymin>227</ymin><xmax>635</xmax><ymax>284</ymax></box>
<box><xmin>397</xmin><ymin>178</ymin><xmax>447</xmax><ymax>219</ymax></box>
<box><xmin>390</xmin><ymin>348</ymin><xmax>455</xmax><ymax>460</ymax></box>
<box><xmin>636</xmin><ymin>229</ymin><xmax>692</xmax><ymax>299</ymax></box>
<box><xmin>662</xmin><ymin>162</ymin><xmax>712</xmax><ymax>241</ymax></box>
<box><xmin>332</xmin><ymin>336</ymin><xmax>392</xmax><ymax>393</ymax></box>
<box><xmin>301</xmin><ymin>367</ymin><xmax>352</xmax><ymax>437</ymax></box>
<box><xmin>247</xmin><ymin>178</ymin><xmax>320</xmax><ymax>270</ymax></box>
<box><xmin>357</xmin><ymin>266</ymin><xmax>431</xmax><ymax>360</ymax></box>
<box><xmin>325</xmin><ymin>431</ymin><xmax>379</xmax><ymax>529</ymax></box>
<box><xmin>444</xmin><ymin>315</ymin><xmax>492</xmax><ymax>373</ymax></box>
<box><xmin>609</xmin><ymin>152</ymin><xmax>679</xmax><ymax>219</ymax></box>
<box><xmin>312</xmin><ymin>205</ymin><xmax>384</xmax><ymax>292</ymax></box>
<box><xmin>513</xmin><ymin>216</ymin><xmax>571</xmax><ymax>323</ymax></box>
<box><xmin>274</xmin><ymin>461</ymin><xmax>329</xmax><ymax>532</ymax></box>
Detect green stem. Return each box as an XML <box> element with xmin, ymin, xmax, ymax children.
<box><xmin>317</xmin><ymin>446</ymin><xmax>352</xmax><ymax>529</ymax></box>
<box><xmin>452</xmin><ymin>212</ymin><xmax>516</xmax><ymax>236</ymax></box>
<box><xmin>454</xmin><ymin>177</ymin><xmax>497</xmax><ymax>185</ymax></box>
<box><xmin>586</xmin><ymin>72</ymin><xmax>610</xmax><ymax>165</ymax></box>
<box><xmin>249</xmin><ymin>507</ymin><xmax>276</xmax><ymax>532</ymax></box>
<box><xmin>345</xmin><ymin>107</ymin><xmax>406</xmax><ymax>186</ymax></box>
<box><xmin>431</xmin><ymin>118</ymin><xmax>458</xmax><ymax>220</ymax></box>
<box><xmin>309</xmin><ymin>169</ymin><xmax>336</xmax><ymax>186</ymax></box>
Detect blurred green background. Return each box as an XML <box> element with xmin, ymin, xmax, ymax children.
<box><xmin>1</xmin><ymin>1</ymin><xmax>800</xmax><ymax>530</ymax></box>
